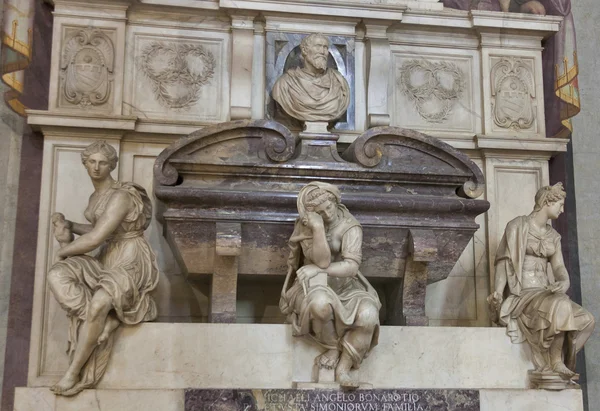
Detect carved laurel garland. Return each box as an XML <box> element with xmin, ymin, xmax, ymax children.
<box><xmin>398</xmin><ymin>60</ymin><xmax>465</xmax><ymax>123</ymax></box>
<box><xmin>138</xmin><ymin>42</ymin><xmax>216</xmax><ymax>110</ymax></box>
<box><xmin>60</xmin><ymin>28</ymin><xmax>115</xmax><ymax>108</ymax></box>
<box><xmin>491</xmin><ymin>57</ymin><xmax>535</xmax><ymax>130</ymax></box>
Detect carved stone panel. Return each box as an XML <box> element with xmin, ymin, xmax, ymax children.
<box><xmin>399</xmin><ymin>59</ymin><xmax>465</xmax><ymax>123</ymax></box>
<box><xmin>59</xmin><ymin>27</ymin><xmax>115</xmax><ymax>110</ymax></box>
<box><xmin>127</xmin><ymin>33</ymin><xmax>226</xmax><ymax>122</ymax></box>
<box><xmin>392</xmin><ymin>53</ymin><xmax>476</xmax><ymax>135</ymax></box>
<box><xmin>490</xmin><ymin>56</ymin><xmax>536</xmax><ymax>131</ymax></box>
<box><xmin>138</xmin><ymin>42</ymin><xmax>216</xmax><ymax>110</ymax></box>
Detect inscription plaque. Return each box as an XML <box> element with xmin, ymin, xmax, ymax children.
<box><xmin>185</xmin><ymin>389</ymin><xmax>479</xmax><ymax>411</ymax></box>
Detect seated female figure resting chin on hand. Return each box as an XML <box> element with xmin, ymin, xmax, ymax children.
<box><xmin>280</xmin><ymin>182</ymin><xmax>381</xmax><ymax>388</ymax></box>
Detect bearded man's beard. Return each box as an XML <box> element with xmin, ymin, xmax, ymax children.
<box><xmin>306</xmin><ymin>53</ymin><xmax>328</xmax><ymax>71</ymax></box>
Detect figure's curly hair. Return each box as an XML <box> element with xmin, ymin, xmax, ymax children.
<box><xmin>300</xmin><ymin>33</ymin><xmax>328</xmax><ymax>59</ymax></box>
<box><xmin>304</xmin><ymin>188</ymin><xmax>337</xmax><ymax>211</ymax></box>
<box><xmin>81</xmin><ymin>140</ymin><xmax>118</xmax><ymax>171</ymax></box>
<box><xmin>533</xmin><ymin>182</ymin><xmax>566</xmax><ymax>212</ymax></box>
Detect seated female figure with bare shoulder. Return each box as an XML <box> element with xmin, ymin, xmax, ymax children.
<box><xmin>280</xmin><ymin>182</ymin><xmax>381</xmax><ymax>388</ymax></box>
<box><xmin>489</xmin><ymin>183</ymin><xmax>594</xmax><ymax>388</ymax></box>
<box><xmin>48</xmin><ymin>141</ymin><xmax>159</xmax><ymax>396</ymax></box>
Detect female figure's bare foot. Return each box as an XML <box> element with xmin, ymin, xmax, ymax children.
<box><xmin>50</xmin><ymin>371</ymin><xmax>80</xmax><ymax>394</ymax></box>
<box><xmin>553</xmin><ymin>362</ymin><xmax>576</xmax><ymax>379</ymax></box>
<box><xmin>338</xmin><ymin>371</ymin><xmax>359</xmax><ymax>389</ymax></box>
<box><xmin>335</xmin><ymin>350</ymin><xmax>358</xmax><ymax>389</ymax></box>
<box><xmin>316</xmin><ymin>349</ymin><xmax>340</xmax><ymax>369</ymax></box>
<box><xmin>97</xmin><ymin>314</ymin><xmax>120</xmax><ymax>345</ymax></box>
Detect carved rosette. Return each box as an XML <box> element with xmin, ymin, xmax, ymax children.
<box><xmin>60</xmin><ymin>28</ymin><xmax>114</xmax><ymax>108</ymax></box>
<box><xmin>398</xmin><ymin>60</ymin><xmax>465</xmax><ymax>124</ymax></box>
<box><xmin>138</xmin><ymin>41</ymin><xmax>215</xmax><ymax>110</ymax></box>
<box><xmin>491</xmin><ymin>57</ymin><xmax>535</xmax><ymax>130</ymax></box>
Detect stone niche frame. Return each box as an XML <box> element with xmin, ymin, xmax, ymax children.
<box><xmin>265</xmin><ymin>32</ymin><xmax>355</xmax><ymax>131</ymax></box>
<box><xmin>153</xmin><ymin>119</ymin><xmax>489</xmax><ymax>326</ymax></box>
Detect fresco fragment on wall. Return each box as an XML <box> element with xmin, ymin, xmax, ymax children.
<box><xmin>1</xmin><ymin>0</ymin><xmax>35</xmax><ymax>116</ymax></box>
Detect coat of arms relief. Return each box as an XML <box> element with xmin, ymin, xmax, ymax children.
<box><xmin>60</xmin><ymin>28</ymin><xmax>115</xmax><ymax>108</ymax></box>
<box><xmin>491</xmin><ymin>57</ymin><xmax>536</xmax><ymax>130</ymax></box>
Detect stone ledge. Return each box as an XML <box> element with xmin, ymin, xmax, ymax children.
<box><xmin>30</xmin><ymin>324</ymin><xmax>534</xmax><ymax>390</ymax></box>
<box><xmin>480</xmin><ymin>389</ymin><xmax>583</xmax><ymax>411</ymax></box>
<box><xmin>27</xmin><ymin>110</ymin><xmax>137</xmax><ymax>132</ymax></box>
<box><xmin>14</xmin><ymin>388</ymin><xmax>184</xmax><ymax>411</ymax></box>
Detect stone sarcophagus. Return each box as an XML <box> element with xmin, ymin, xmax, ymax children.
<box><xmin>154</xmin><ymin>119</ymin><xmax>489</xmax><ymax>325</ymax></box>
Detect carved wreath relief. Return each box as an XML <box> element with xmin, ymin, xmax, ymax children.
<box><xmin>398</xmin><ymin>60</ymin><xmax>465</xmax><ymax>123</ymax></box>
<box><xmin>138</xmin><ymin>41</ymin><xmax>216</xmax><ymax>110</ymax></box>
<box><xmin>60</xmin><ymin>28</ymin><xmax>115</xmax><ymax>108</ymax></box>
<box><xmin>491</xmin><ymin>57</ymin><xmax>535</xmax><ymax>130</ymax></box>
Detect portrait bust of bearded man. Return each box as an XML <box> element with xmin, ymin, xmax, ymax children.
<box><xmin>272</xmin><ymin>33</ymin><xmax>350</xmax><ymax>123</ymax></box>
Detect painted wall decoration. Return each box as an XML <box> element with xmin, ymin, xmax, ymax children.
<box><xmin>398</xmin><ymin>59</ymin><xmax>465</xmax><ymax>124</ymax></box>
<box><xmin>60</xmin><ymin>28</ymin><xmax>115</xmax><ymax>108</ymax></box>
<box><xmin>1</xmin><ymin>0</ymin><xmax>35</xmax><ymax>116</ymax></box>
<box><xmin>442</xmin><ymin>0</ymin><xmax>579</xmax><ymax>138</ymax></box>
<box><xmin>138</xmin><ymin>41</ymin><xmax>216</xmax><ymax>110</ymax></box>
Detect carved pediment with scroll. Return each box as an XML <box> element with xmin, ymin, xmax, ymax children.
<box><xmin>155</xmin><ymin>120</ymin><xmax>484</xmax><ymax>200</ymax></box>
<box><xmin>342</xmin><ymin>126</ymin><xmax>484</xmax><ymax>199</ymax></box>
<box><xmin>155</xmin><ymin>119</ymin><xmax>298</xmax><ymax>187</ymax></box>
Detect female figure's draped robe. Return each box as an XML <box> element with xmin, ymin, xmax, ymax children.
<box><xmin>279</xmin><ymin>206</ymin><xmax>381</xmax><ymax>368</ymax></box>
<box><xmin>49</xmin><ymin>182</ymin><xmax>159</xmax><ymax>395</ymax></box>
<box><xmin>495</xmin><ymin>216</ymin><xmax>593</xmax><ymax>365</ymax></box>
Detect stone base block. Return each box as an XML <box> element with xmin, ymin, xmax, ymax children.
<box><xmin>14</xmin><ymin>388</ymin><xmax>583</xmax><ymax>411</ymax></box>
<box><xmin>14</xmin><ymin>388</ymin><xmax>184</xmax><ymax>411</ymax></box>
<box><xmin>529</xmin><ymin>370</ymin><xmax>580</xmax><ymax>390</ymax></box>
<box><xmin>32</xmin><ymin>324</ymin><xmax>535</xmax><ymax>390</ymax></box>
<box><xmin>480</xmin><ymin>389</ymin><xmax>583</xmax><ymax>411</ymax></box>
<box><xmin>293</xmin><ymin>382</ymin><xmax>374</xmax><ymax>389</ymax></box>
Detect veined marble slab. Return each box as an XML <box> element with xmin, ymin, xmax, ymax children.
<box><xmin>14</xmin><ymin>388</ymin><xmax>583</xmax><ymax>411</ymax></box>
<box><xmin>184</xmin><ymin>389</ymin><xmax>480</xmax><ymax>411</ymax></box>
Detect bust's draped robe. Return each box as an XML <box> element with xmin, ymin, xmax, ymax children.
<box><xmin>272</xmin><ymin>67</ymin><xmax>350</xmax><ymax>122</ymax></box>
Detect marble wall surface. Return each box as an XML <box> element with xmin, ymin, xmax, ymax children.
<box><xmin>13</xmin><ymin>324</ymin><xmax>586</xmax><ymax>410</ymax></box>
<box><xmin>22</xmin><ymin>0</ymin><xmax>575</xmax><ymax>397</ymax></box>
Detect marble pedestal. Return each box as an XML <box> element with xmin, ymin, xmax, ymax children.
<box><xmin>14</xmin><ymin>324</ymin><xmax>584</xmax><ymax>410</ymax></box>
